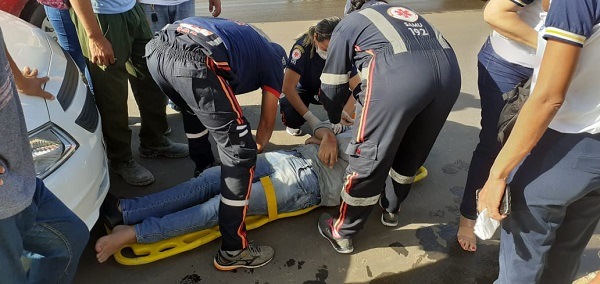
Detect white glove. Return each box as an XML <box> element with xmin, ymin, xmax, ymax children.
<box><xmin>341</xmin><ymin>110</ymin><xmax>354</xmax><ymax>126</ymax></box>
<box><xmin>303</xmin><ymin>110</ymin><xmax>322</xmax><ymax>133</ymax></box>
<box><xmin>331</xmin><ymin>123</ymin><xmax>350</xmax><ymax>134</ymax></box>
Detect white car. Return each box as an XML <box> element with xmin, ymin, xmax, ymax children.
<box><xmin>0</xmin><ymin>11</ymin><xmax>109</xmax><ymax>230</ymax></box>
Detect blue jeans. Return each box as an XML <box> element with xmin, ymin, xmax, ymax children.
<box><xmin>496</xmin><ymin>130</ymin><xmax>600</xmax><ymax>283</ymax></box>
<box><xmin>460</xmin><ymin>38</ymin><xmax>533</xmax><ymax>219</ymax></box>
<box><xmin>44</xmin><ymin>6</ymin><xmax>94</xmax><ymax>93</ymax></box>
<box><xmin>0</xmin><ymin>178</ymin><xmax>89</xmax><ymax>284</ymax></box>
<box><xmin>140</xmin><ymin>1</ymin><xmax>195</xmax><ymax>34</ymax></box>
<box><xmin>120</xmin><ymin>149</ymin><xmax>320</xmax><ymax>243</ymax></box>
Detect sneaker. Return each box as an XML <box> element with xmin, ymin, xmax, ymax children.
<box><xmin>213</xmin><ymin>243</ymin><xmax>275</xmax><ymax>271</ymax></box>
<box><xmin>139</xmin><ymin>138</ymin><xmax>189</xmax><ymax>159</ymax></box>
<box><xmin>193</xmin><ymin>160</ymin><xmax>220</xmax><ymax>178</ymax></box>
<box><xmin>164</xmin><ymin>126</ymin><xmax>172</xmax><ymax>136</ymax></box>
<box><xmin>110</xmin><ymin>159</ymin><xmax>155</xmax><ymax>186</ymax></box>
<box><xmin>286</xmin><ymin>127</ymin><xmax>303</xmax><ymax>136</ymax></box>
<box><xmin>318</xmin><ymin>213</ymin><xmax>354</xmax><ymax>254</ymax></box>
<box><xmin>381</xmin><ymin>211</ymin><xmax>399</xmax><ymax>227</ymax></box>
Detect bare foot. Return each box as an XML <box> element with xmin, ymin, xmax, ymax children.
<box><xmin>95</xmin><ymin>225</ymin><xmax>136</xmax><ymax>263</ymax></box>
<box><xmin>457</xmin><ymin>216</ymin><xmax>477</xmax><ymax>252</ymax></box>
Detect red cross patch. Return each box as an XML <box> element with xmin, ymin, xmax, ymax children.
<box><xmin>387</xmin><ymin>7</ymin><xmax>419</xmax><ymax>22</ymax></box>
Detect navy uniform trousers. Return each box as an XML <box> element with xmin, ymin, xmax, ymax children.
<box><xmin>279</xmin><ymin>89</ymin><xmax>321</xmax><ymax>129</ymax></box>
<box><xmin>333</xmin><ymin>46</ymin><xmax>461</xmax><ymax>238</ymax></box>
<box><xmin>145</xmin><ymin>36</ymin><xmax>256</xmax><ymax>251</ymax></box>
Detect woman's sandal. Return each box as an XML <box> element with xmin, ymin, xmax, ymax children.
<box><xmin>457</xmin><ymin>216</ymin><xmax>477</xmax><ymax>252</ymax></box>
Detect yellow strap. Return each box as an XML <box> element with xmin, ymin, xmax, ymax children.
<box><xmin>260</xmin><ymin>176</ymin><xmax>278</xmax><ymax>221</ymax></box>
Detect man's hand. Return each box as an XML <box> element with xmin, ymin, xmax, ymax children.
<box><xmin>209</xmin><ymin>0</ymin><xmax>222</xmax><ymax>17</ymax></box>
<box><xmin>304</xmin><ymin>136</ymin><xmax>321</xmax><ymax>145</ymax></box>
<box><xmin>0</xmin><ymin>166</ymin><xmax>4</xmax><ymax>186</ymax></box>
<box><xmin>88</xmin><ymin>35</ymin><xmax>115</xmax><ymax>67</ymax></box>
<box><xmin>315</xmin><ymin>128</ymin><xmax>337</xmax><ymax>168</ymax></box>
<box><xmin>16</xmin><ymin>67</ymin><xmax>54</xmax><ymax>100</ymax></box>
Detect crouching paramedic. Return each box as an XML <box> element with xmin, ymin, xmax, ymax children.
<box><xmin>145</xmin><ymin>17</ymin><xmax>287</xmax><ymax>270</ymax></box>
<box><xmin>316</xmin><ymin>0</ymin><xmax>461</xmax><ymax>253</ymax></box>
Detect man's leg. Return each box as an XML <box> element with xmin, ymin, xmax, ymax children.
<box><xmin>24</xmin><ymin>179</ymin><xmax>89</xmax><ymax>284</ymax></box>
<box><xmin>128</xmin><ymin>4</ymin><xmax>188</xmax><ymax>157</ymax></box>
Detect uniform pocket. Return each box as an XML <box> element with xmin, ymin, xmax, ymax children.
<box><xmin>345</xmin><ymin>141</ymin><xmax>378</xmax><ymax>175</ymax></box>
<box><xmin>571</xmin><ymin>156</ymin><xmax>600</xmax><ymax>175</ymax></box>
<box><xmin>173</xmin><ymin>65</ymin><xmax>215</xmax><ymax>112</ymax></box>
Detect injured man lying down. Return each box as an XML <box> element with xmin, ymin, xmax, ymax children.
<box><xmin>95</xmin><ymin>130</ymin><xmax>392</xmax><ymax>263</ymax></box>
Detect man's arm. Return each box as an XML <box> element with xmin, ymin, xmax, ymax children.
<box><xmin>7</xmin><ymin>48</ymin><xmax>54</xmax><ymax>100</ymax></box>
<box><xmin>255</xmin><ymin>89</ymin><xmax>278</xmax><ymax>153</ymax></box>
<box><xmin>69</xmin><ymin>0</ymin><xmax>115</xmax><ymax>66</ymax></box>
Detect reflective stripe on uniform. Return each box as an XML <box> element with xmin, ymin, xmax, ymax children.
<box><xmin>434</xmin><ymin>28</ymin><xmax>451</xmax><ymax>49</ymax></box>
<box><xmin>186</xmin><ymin>129</ymin><xmax>208</xmax><ymax>139</ymax></box>
<box><xmin>358</xmin><ymin>9</ymin><xmax>407</xmax><ymax>54</ymax></box>
<box><xmin>321</xmin><ymin>73</ymin><xmax>350</xmax><ymax>85</ymax></box>
<box><xmin>220</xmin><ymin>196</ymin><xmax>249</xmax><ymax>207</ymax></box>
<box><xmin>389</xmin><ymin>168</ymin><xmax>415</xmax><ymax>184</ymax></box>
<box><xmin>340</xmin><ymin>190</ymin><xmax>380</xmax><ymax>206</ymax></box>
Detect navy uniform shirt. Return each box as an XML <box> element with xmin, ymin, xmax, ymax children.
<box><xmin>320</xmin><ymin>0</ymin><xmax>450</xmax><ymax>123</ymax></box>
<box><xmin>171</xmin><ymin>17</ymin><xmax>286</xmax><ymax>97</ymax></box>
<box><xmin>286</xmin><ymin>37</ymin><xmax>325</xmax><ymax>94</ymax></box>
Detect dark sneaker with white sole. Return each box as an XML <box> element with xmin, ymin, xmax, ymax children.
<box><xmin>381</xmin><ymin>212</ymin><xmax>399</xmax><ymax>227</ymax></box>
<box><xmin>213</xmin><ymin>243</ymin><xmax>274</xmax><ymax>271</ymax></box>
<box><xmin>318</xmin><ymin>213</ymin><xmax>353</xmax><ymax>254</ymax></box>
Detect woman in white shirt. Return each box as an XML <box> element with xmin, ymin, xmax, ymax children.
<box><xmin>457</xmin><ymin>0</ymin><xmax>545</xmax><ymax>252</ymax></box>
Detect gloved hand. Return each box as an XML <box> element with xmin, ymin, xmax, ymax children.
<box><xmin>341</xmin><ymin>110</ymin><xmax>354</xmax><ymax>126</ymax></box>
<box><xmin>332</xmin><ymin>123</ymin><xmax>350</xmax><ymax>134</ymax></box>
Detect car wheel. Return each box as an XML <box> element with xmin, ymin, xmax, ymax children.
<box><xmin>20</xmin><ymin>1</ymin><xmax>57</xmax><ymax>40</ymax></box>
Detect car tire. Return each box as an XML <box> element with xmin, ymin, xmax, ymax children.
<box><xmin>20</xmin><ymin>1</ymin><xmax>46</xmax><ymax>28</ymax></box>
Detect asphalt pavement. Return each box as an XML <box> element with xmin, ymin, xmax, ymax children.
<box><xmin>73</xmin><ymin>1</ymin><xmax>600</xmax><ymax>283</ymax></box>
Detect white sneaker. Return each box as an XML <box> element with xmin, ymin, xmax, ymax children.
<box><xmin>286</xmin><ymin>127</ymin><xmax>303</xmax><ymax>136</ymax></box>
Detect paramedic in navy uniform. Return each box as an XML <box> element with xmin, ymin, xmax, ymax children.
<box><xmin>145</xmin><ymin>17</ymin><xmax>287</xmax><ymax>270</ymax></box>
<box><xmin>280</xmin><ymin>17</ymin><xmax>360</xmax><ymax>136</ymax></box>
<box><xmin>314</xmin><ymin>0</ymin><xmax>461</xmax><ymax>254</ymax></box>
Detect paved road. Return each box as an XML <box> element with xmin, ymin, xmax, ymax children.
<box><xmin>195</xmin><ymin>0</ymin><xmax>485</xmax><ymax>22</ymax></box>
<box><xmin>73</xmin><ymin>1</ymin><xmax>600</xmax><ymax>284</ymax></box>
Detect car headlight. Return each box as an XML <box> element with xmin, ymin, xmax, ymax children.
<box><xmin>29</xmin><ymin>123</ymin><xmax>78</xmax><ymax>179</ymax></box>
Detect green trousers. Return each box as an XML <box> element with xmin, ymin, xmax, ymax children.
<box><xmin>71</xmin><ymin>4</ymin><xmax>168</xmax><ymax>162</ymax></box>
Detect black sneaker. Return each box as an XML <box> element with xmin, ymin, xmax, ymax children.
<box><xmin>100</xmin><ymin>193</ymin><xmax>123</xmax><ymax>230</ymax></box>
<box><xmin>381</xmin><ymin>212</ymin><xmax>398</xmax><ymax>227</ymax></box>
<box><xmin>318</xmin><ymin>213</ymin><xmax>353</xmax><ymax>254</ymax></box>
<box><xmin>213</xmin><ymin>243</ymin><xmax>274</xmax><ymax>271</ymax></box>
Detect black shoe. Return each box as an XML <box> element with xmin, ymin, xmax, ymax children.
<box><xmin>318</xmin><ymin>213</ymin><xmax>353</xmax><ymax>254</ymax></box>
<box><xmin>139</xmin><ymin>138</ymin><xmax>189</xmax><ymax>159</ymax></box>
<box><xmin>213</xmin><ymin>243</ymin><xmax>274</xmax><ymax>271</ymax></box>
<box><xmin>100</xmin><ymin>193</ymin><xmax>123</xmax><ymax>230</ymax></box>
<box><xmin>381</xmin><ymin>211</ymin><xmax>399</xmax><ymax>227</ymax></box>
<box><xmin>110</xmin><ymin>159</ymin><xmax>155</xmax><ymax>186</ymax></box>
<box><xmin>193</xmin><ymin>160</ymin><xmax>221</xmax><ymax>177</ymax></box>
